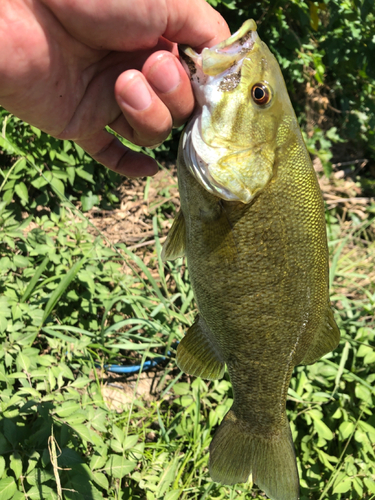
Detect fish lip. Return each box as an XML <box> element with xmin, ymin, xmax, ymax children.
<box><xmin>180</xmin><ymin>19</ymin><xmax>257</xmax><ymax>78</ymax></box>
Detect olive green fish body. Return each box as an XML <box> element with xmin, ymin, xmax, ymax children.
<box><xmin>162</xmin><ymin>20</ymin><xmax>339</xmax><ymax>500</ymax></box>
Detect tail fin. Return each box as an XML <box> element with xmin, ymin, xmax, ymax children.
<box><xmin>209</xmin><ymin>410</ymin><xmax>299</xmax><ymax>500</ymax></box>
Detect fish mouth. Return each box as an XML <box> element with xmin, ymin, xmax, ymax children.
<box><xmin>180</xmin><ymin>20</ymin><xmax>259</xmax><ymax>203</ymax></box>
<box><xmin>180</xmin><ymin>19</ymin><xmax>257</xmax><ymax>79</ymax></box>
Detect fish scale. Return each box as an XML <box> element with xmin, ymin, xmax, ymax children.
<box><xmin>162</xmin><ymin>19</ymin><xmax>340</xmax><ymax>500</ymax></box>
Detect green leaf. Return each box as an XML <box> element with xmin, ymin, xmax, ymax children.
<box><xmin>333</xmin><ymin>477</ymin><xmax>352</xmax><ymax>494</ymax></box>
<box><xmin>56</xmin><ymin>150</ymin><xmax>75</xmax><ymax>165</ymax></box>
<box><xmin>16</xmin><ymin>352</ymin><xmax>30</xmax><ymax>372</ymax></box>
<box><xmin>0</xmin><ymin>477</ymin><xmax>17</xmax><ymax>500</ymax></box>
<box><xmin>0</xmin><ymin>457</ymin><xmax>5</xmax><ymax>479</ymax></box>
<box><xmin>64</xmin><ymin>413</ymin><xmax>87</xmax><ymax>426</ymax></box>
<box><xmin>66</xmin><ymin>477</ymin><xmax>103</xmax><ymax>500</ymax></box>
<box><xmin>14</xmin><ymin>182</ymin><xmax>28</xmax><ymax>203</ymax></box>
<box><xmin>313</xmin><ymin>418</ymin><xmax>333</xmax><ymax>440</ymax></box>
<box><xmin>2</xmin><ymin>189</ymin><xmax>13</xmax><ymax>203</ymax></box>
<box><xmin>76</xmin><ymin>167</ymin><xmax>95</xmax><ymax>183</ymax></box>
<box><xmin>10</xmin><ymin>453</ymin><xmax>22</xmax><ymax>480</ymax></box>
<box><xmin>25</xmin><ymin>467</ymin><xmax>54</xmax><ymax>485</ymax></box>
<box><xmin>111</xmin><ymin>425</ymin><xmax>124</xmax><ymax>445</ymax></box>
<box><xmin>10</xmin><ymin>490</ymin><xmax>24</xmax><ymax>500</ymax></box>
<box><xmin>110</xmin><ymin>440</ymin><xmax>123</xmax><ymax>454</ymax></box>
<box><xmin>13</xmin><ymin>255</ymin><xmax>30</xmax><ymax>268</ymax></box>
<box><xmin>316</xmin><ymin>449</ymin><xmax>337</xmax><ymax>471</ymax></box>
<box><xmin>0</xmin><ymin>316</ymin><xmax>8</xmax><ymax>333</ymax></box>
<box><xmin>70</xmin><ymin>424</ymin><xmax>93</xmax><ymax>443</ymax></box>
<box><xmin>90</xmin><ymin>453</ymin><xmax>107</xmax><ymax>471</ymax></box>
<box><xmin>50</xmin><ymin>176</ymin><xmax>65</xmax><ymax>197</ymax></box>
<box><xmin>364</xmin><ymin>478</ymin><xmax>375</xmax><ymax>494</ymax></box>
<box><xmin>17</xmin><ymin>388</ymin><xmax>41</xmax><ymax>398</ymax></box>
<box><xmin>353</xmin><ymin>476</ymin><xmax>363</xmax><ymax>498</ymax></box>
<box><xmin>17</xmin><ymin>328</ymin><xmax>38</xmax><ymax>346</ymax></box>
<box><xmin>27</xmin><ymin>485</ymin><xmax>59</xmax><ymax>499</ymax></box>
<box><xmin>155</xmin><ymin>457</ymin><xmax>179</xmax><ymax>496</ymax></box>
<box><xmin>80</xmin><ymin>191</ymin><xmax>99</xmax><ymax>211</ymax></box>
<box><xmin>91</xmin><ymin>472</ymin><xmax>109</xmax><ymax>490</ymax></box>
<box><xmin>58</xmin><ymin>448</ymin><xmax>84</xmax><ymax>467</ymax></box>
<box><xmin>0</xmin><ymin>432</ymin><xmax>12</xmax><ymax>453</ymax></box>
<box><xmin>66</xmin><ymin>166</ymin><xmax>75</xmax><ymax>185</ymax></box>
<box><xmin>355</xmin><ymin>383</ymin><xmax>372</xmax><ymax>401</ymax></box>
<box><xmin>165</xmin><ymin>490</ymin><xmax>182</xmax><ymax>500</ymax></box>
<box><xmin>30</xmin><ymin>126</ymin><xmax>41</xmax><ymax>138</ymax></box>
<box><xmin>124</xmin><ymin>435</ymin><xmax>138</xmax><ymax>450</ymax></box>
<box><xmin>339</xmin><ymin>421</ymin><xmax>355</xmax><ymax>440</ymax></box>
<box><xmin>26</xmin><ymin>451</ymin><xmax>40</xmax><ymax>474</ymax></box>
<box><xmin>105</xmin><ymin>455</ymin><xmax>136</xmax><ymax>479</ymax></box>
<box><xmin>70</xmin><ymin>377</ymin><xmax>91</xmax><ymax>388</ymax></box>
<box><xmin>48</xmin><ymin>369</ymin><xmax>56</xmax><ymax>390</ymax></box>
<box><xmin>55</xmin><ymin>402</ymin><xmax>82</xmax><ymax>418</ymax></box>
<box><xmin>31</xmin><ymin>176</ymin><xmax>48</xmax><ymax>189</ymax></box>
<box><xmin>12</xmin><ymin>157</ymin><xmax>27</xmax><ymax>174</ymax></box>
<box><xmin>128</xmin><ymin>442</ymin><xmax>145</xmax><ymax>461</ymax></box>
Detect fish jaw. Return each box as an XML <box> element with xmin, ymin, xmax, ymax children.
<box><xmin>180</xmin><ymin>20</ymin><xmax>265</xmax><ymax>203</ymax></box>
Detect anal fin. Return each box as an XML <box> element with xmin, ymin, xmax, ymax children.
<box><xmin>161</xmin><ymin>210</ymin><xmax>186</xmax><ymax>261</ymax></box>
<box><xmin>299</xmin><ymin>305</ymin><xmax>340</xmax><ymax>365</ymax></box>
<box><xmin>176</xmin><ymin>315</ymin><xmax>225</xmax><ymax>380</ymax></box>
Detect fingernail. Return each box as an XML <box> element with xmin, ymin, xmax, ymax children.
<box><xmin>121</xmin><ymin>75</ymin><xmax>152</xmax><ymax>111</ymax></box>
<box><xmin>148</xmin><ymin>56</ymin><xmax>181</xmax><ymax>94</ymax></box>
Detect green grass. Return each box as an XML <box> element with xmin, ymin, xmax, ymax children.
<box><xmin>1</xmin><ymin>107</ymin><xmax>375</xmax><ymax>500</ymax></box>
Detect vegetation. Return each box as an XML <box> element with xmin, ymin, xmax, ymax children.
<box><xmin>0</xmin><ymin>1</ymin><xmax>374</xmax><ymax>499</ymax></box>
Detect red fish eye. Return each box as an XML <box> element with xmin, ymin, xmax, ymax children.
<box><xmin>251</xmin><ymin>84</ymin><xmax>271</xmax><ymax>105</ymax></box>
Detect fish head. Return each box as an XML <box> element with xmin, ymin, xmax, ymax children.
<box><xmin>180</xmin><ymin>20</ymin><xmax>298</xmax><ymax>203</ymax></box>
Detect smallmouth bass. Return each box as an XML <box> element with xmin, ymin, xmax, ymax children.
<box><xmin>162</xmin><ymin>20</ymin><xmax>340</xmax><ymax>500</ymax></box>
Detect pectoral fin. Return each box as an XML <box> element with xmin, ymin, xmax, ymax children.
<box><xmin>176</xmin><ymin>315</ymin><xmax>225</xmax><ymax>380</ymax></box>
<box><xmin>199</xmin><ymin>202</ymin><xmax>239</xmax><ymax>266</ymax></box>
<box><xmin>161</xmin><ymin>211</ymin><xmax>186</xmax><ymax>261</ymax></box>
<box><xmin>299</xmin><ymin>306</ymin><xmax>340</xmax><ymax>365</ymax></box>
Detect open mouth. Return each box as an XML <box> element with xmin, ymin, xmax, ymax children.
<box><xmin>180</xmin><ymin>19</ymin><xmax>257</xmax><ymax>82</ymax></box>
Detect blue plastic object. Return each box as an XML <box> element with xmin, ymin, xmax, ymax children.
<box><xmin>104</xmin><ymin>355</ymin><xmax>166</xmax><ymax>374</ymax></box>
<box><xmin>102</xmin><ymin>343</ymin><xmax>178</xmax><ymax>374</ymax></box>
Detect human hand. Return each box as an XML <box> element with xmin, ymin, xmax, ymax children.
<box><xmin>0</xmin><ymin>0</ymin><xmax>230</xmax><ymax>176</ymax></box>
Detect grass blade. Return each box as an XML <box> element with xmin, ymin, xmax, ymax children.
<box><xmin>40</xmin><ymin>256</ymin><xmax>88</xmax><ymax>327</ymax></box>
<box><xmin>20</xmin><ymin>255</ymin><xmax>49</xmax><ymax>303</ymax></box>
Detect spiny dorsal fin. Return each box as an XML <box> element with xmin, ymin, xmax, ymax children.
<box><xmin>299</xmin><ymin>306</ymin><xmax>340</xmax><ymax>365</ymax></box>
<box><xmin>161</xmin><ymin>211</ymin><xmax>186</xmax><ymax>261</ymax></box>
<box><xmin>176</xmin><ymin>315</ymin><xmax>225</xmax><ymax>380</ymax></box>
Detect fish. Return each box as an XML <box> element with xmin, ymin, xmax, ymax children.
<box><xmin>161</xmin><ymin>19</ymin><xmax>340</xmax><ymax>500</ymax></box>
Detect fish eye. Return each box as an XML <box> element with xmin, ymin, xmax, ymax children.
<box><xmin>251</xmin><ymin>83</ymin><xmax>271</xmax><ymax>105</ymax></box>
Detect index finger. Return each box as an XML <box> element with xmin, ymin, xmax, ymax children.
<box><xmin>163</xmin><ymin>0</ymin><xmax>231</xmax><ymax>50</ymax></box>
<box><xmin>42</xmin><ymin>0</ymin><xmax>231</xmax><ymax>52</ymax></box>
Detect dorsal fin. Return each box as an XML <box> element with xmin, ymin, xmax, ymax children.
<box><xmin>161</xmin><ymin>211</ymin><xmax>186</xmax><ymax>261</ymax></box>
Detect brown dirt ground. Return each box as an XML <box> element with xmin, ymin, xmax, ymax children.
<box><xmin>87</xmin><ymin>164</ymin><xmax>179</xmax><ymax>249</ymax></box>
